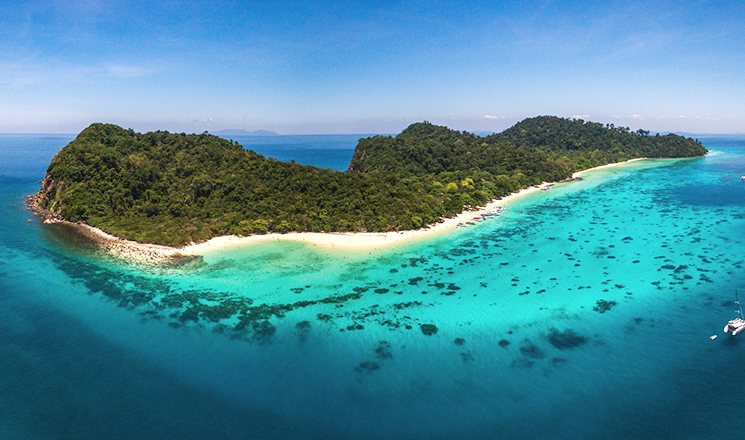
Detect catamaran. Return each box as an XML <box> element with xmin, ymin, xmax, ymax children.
<box><xmin>724</xmin><ymin>289</ymin><xmax>745</xmax><ymax>335</ymax></box>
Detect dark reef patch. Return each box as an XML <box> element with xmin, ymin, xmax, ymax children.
<box><xmin>355</xmin><ymin>361</ymin><xmax>381</xmax><ymax>374</ymax></box>
<box><xmin>593</xmin><ymin>299</ymin><xmax>617</xmax><ymax>313</ymax></box>
<box><xmin>551</xmin><ymin>357</ymin><xmax>567</xmax><ymax>366</ymax></box>
<box><xmin>408</xmin><ymin>277</ymin><xmax>424</xmax><ymax>285</ymax></box>
<box><xmin>519</xmin><ymin>342</ymin><xmax>545</xmax><ymax>359</ymax></box>
<box><xmin>547</xmin><ymin>328</ymin><xmax>587</xmax><ymax>349</ymax></box>
<box><xmin>420</xmin><ymin>324</ymin><xmax>438</xmax><ymax>335</ymax></box>
<box><xmin>250</xmin><ymin>320</ymin><xmax>276</xmax><ymax>342</ymax></box>
<box><xmin>393</xmin><ymin>301</ymin><xmax>422</xmax><ymax>310</ymax></box>
<box><xmin>375</xmin><ymin>341</ymin><xmax>393</xmax><ymax>359</ymax></box>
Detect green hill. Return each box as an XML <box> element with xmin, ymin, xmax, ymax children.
<box><xmin>34</xmin><ymin>117</ymin><xmax>706</xmax><ymax>246</ymax></box>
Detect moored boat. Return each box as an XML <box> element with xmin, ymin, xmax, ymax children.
<box><xmin>724</xmin><ymin>318</ymin><xmax>745</xmax><ymax>335</ymax></box>
<box><xmin>724</xmin><ymin>289</ymin><xmax>745</xmax><ymax>335</ymax></box>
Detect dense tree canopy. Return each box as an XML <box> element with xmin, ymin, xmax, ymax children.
<box><xmin>36</xmin><ymin>117</ymin><xmax>706</xmax><ymax>246</ymax></box>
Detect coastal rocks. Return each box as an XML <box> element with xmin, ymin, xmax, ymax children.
<box><xmin>420</xmin><ymin>324</ymin><xmax>438</xmax><ymax>335</ymax></box>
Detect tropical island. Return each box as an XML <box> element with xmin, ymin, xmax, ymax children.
<box><xmin>31</xmin><ymin>116</ymin><xmax>706</xmax><ymax>249</ymax></box>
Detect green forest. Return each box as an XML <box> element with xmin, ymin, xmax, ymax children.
<box><xmin>35</xmin><ymin>116</ymin><xmax>707</xmax><ymax>246</ymax></box>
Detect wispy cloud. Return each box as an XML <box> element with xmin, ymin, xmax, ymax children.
<box><xmin>0</xmin><ymin>61</ymin><xmax>156</xmax><ymax>86</ymax></box>
<box><xmin>104</xmin><ymin>64</ymin><xmax>154</xmax><ymax>78</ymax></box>
<box><xmin>484</xmin><ymin>115</ymin><xmax>506</xmax><ymax>119</ymax></box>
<box><xmin>571</xmin><ymin>114</ymin><xmax>591</xmax><ymax>119</ymax></box>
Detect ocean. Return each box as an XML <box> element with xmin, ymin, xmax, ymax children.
<box><xmin>216</xmin><ymin>134</ymin><xmax>367</xmax><ymax>171</ymax></box>
<box><xmin>1</xmin><ymin>133</ymin><xmax>745</xmax><ymax>439</ymax></box>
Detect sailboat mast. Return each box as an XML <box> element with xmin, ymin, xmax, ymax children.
<box><xmin>737</xmin><ymin>288</ymin><xmax>744</xmax><ymax>319</ymax></box>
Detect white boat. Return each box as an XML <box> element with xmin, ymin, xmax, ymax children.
<box><xmin>724</xmin><ymin>289</ymin><xmax>745</xmax><ymax>335</ymax></box>
<box><xmin>724</xmin><ymin>318</ymin><xmax>745</xmax><ymax>335</ymax></box>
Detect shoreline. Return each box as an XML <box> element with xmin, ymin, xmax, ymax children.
<box><xmin>571</xmin><ymin>157</ymin><xmax>646</xmax><ymax>179</ymax></box>
<box><xmin>29</xmin><ymin>158</ymin><xmax>646</xmax><ymax>262</ymax></box>
<box><xmin>181</xmin><ymin>183</ymin><xmax>545</xmax><ymax>254</ymax></box>
<box><xmin>183</xmin><ymin>157</ymin><xmax>646</xmax><ymax>254</ymax></box>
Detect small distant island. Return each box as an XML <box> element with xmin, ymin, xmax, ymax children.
<box><xmin>31</xmin><ymin>116</ymin><xmax>707</xmax><ymax>247</ymax></box>
<box><xmin>212</xmin><ymin>129</ymin><xmax>279</xmax><ymax>136</ymax></box>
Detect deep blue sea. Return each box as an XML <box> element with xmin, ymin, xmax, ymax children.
<box><xmin>2</xmin><ymin>133</ymin><xmax>745</xmax><ymax>439</ymax></box>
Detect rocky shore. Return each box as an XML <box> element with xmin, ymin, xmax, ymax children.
<box><xmin>27</xmin><ymin>193</ymin><xmax>194</xmax><ymax>265</ymax></box>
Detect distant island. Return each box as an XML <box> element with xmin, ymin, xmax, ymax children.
<box><xmin>212</xmin><ymin>129</ymin><xmax>279</xmax><ymax>136</ymax></box>
<box><xmin>31</xmin><ymin>116</ymin><xmax>707</xmax><ymax>246</ymax></box>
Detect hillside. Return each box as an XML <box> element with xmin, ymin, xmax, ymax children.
<box><xmin>349</xmin><ymin>116</ymin><xmax>706</xmax><ymax>177</ymax></box>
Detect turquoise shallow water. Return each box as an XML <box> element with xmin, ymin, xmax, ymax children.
<box><xmin>2</xmin><ymin>134</ymin><xmax>745</xmax><ymax>439</ymax></box>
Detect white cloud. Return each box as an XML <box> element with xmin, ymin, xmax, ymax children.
<box><xmin>177</xmin><ymin>118</ymin><xmax>215</xmax><ymax>127</ymax></box>
<box><xmin>571</xmin><ymin>114</ymin><xmax>591</xmax><ymax>119</ymax></box>
<box><xmin>484</xmin><ymin>115</ymin><xmax>506</xmax><ymax>119</ymax></box>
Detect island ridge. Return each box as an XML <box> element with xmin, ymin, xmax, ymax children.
<box><xmin>31</xmin><ymin>116</ymin><xmax>707</xmax><ymax>248</ymax></box>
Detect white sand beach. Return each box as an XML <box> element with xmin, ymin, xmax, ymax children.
<box><xmin>571</xmin><ymin>158</ymin><xmax>646</xmax><ymax>179</ymax></box>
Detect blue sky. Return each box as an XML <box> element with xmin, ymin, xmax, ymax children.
<box><xmin>1</xmin><ymin>0</ymin><xmax>744</xmax><ymax>134</ymax></box>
